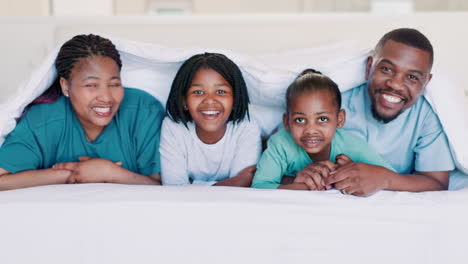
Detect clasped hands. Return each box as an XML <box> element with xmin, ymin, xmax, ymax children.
<box><xmin>293</xmin><ymin>154</ymin><xmax>389</xmax><ymax>197</ymax></box>
<box><xmin>52</xmin><ymin>156</ymin><xmax>122</xmax><ymax>184</ymax></box>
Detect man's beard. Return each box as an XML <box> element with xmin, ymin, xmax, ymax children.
<box><xmin>370</xmin><ymin>88</ymin><xmax>409</xmax><ymax>123</ymax></box>
<box><xmin>371</xmin><ymin>102</ymin><xmax>403</xmax><ymax>123</ymax></box>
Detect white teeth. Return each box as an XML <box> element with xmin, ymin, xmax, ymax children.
<box><xmin>382</xmin><ymin>94</ymin><xmax>402</xmax><ymax>103</ymax></box>
<box><xmin>93</xmin><ymin>107</ymin><xmax>111</xmax><ymax>113</ymax></box>
<box><xmin>201</xmin><ymin>111</ymin><xmax>220</xmax><ymax>115</ymax></box>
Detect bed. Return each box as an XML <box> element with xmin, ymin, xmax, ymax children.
<box><xmin>1</xmin><ymin>13</ymin><xmax>468</xmax><ymax>264</ymax></box>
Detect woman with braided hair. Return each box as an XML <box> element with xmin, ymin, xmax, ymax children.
<box><xmin>0</xmin><ymin>34</ymin><xmax>164</xmax><ymax>190</ymax></box>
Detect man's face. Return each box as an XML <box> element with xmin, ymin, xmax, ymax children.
<box><xmin>366</xmin><ymin>40</ymin><xmax>432</xmax><ymax>123</ymax></box>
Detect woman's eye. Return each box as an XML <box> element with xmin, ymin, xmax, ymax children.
<box><xmin>318</xmin><ymin>117</ymin><xmax>328</xmax><ymax>123</ymax></box>
<box><xmin>294</xmin><ymin>118</ymin><xmax>306</xmax><ymax>124</ymax></box>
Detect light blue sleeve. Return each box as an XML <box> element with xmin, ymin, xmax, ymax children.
<box><xmin>414</xmin><ymin>110</ymin><xmax>454</xmax><ymax>172</ymax></box>
<box><xmin>251</xmin><ymin>134</ymin><xmax>288</xmax><ymax>189</ymax></box>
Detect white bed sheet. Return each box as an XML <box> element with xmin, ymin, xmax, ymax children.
<box><xmin>1</xmin><ymin>170</ymin><xmax>467</xmax><ymax>264</ymax></box>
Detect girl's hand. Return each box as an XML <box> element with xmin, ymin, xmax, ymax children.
<box><xmin>293</xmin><ymin>161</ymin><xmax>337</xmax><ymax>190</ymax></box>
<box><xmin>236</xmin><ymin>165</ymin><xmax>256</xmax><ymax>187</ymax></box>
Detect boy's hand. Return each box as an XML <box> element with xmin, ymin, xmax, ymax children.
<box><xmin>293</xmin><ymin>161</ymin><xmax>337</xmax><ymax>190</ymax></box>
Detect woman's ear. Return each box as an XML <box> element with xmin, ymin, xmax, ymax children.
<box><xmin>283</xmin><ymin>113</ymin><xmax>290</xmax><ymax>131</ymax></box>
<box><xmin>337</xmin><ymin>109</ymin><xmax>346</xmax><ymax>128</ymax></box>
<box><xmin>60</xmin><ymin>77</ymin><xmax>70</xmax><ymax>97</ymax></box>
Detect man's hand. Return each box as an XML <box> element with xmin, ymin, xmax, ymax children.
<box><xmin>324</xmin><ymin>158</ymin><xmax>391</xmax><ymax>197</ymax></box>
<box><xmin>293</xmin><ymin>161</ymin><xmax>337</xmax><ymax>191</ymax></box>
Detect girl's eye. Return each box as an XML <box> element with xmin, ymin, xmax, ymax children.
<box><xmin>193</xmin><ymin>90</ymin><xmax>204</xmax><ymax>95</ymax></box>
<box><xmin>294</xmin><ymin>118</ymin><xmax>306</xmax><ymax>124</ymax></box>
<box><xmin>216</xmin><ymin>90</ymin><xmax>227</xmax><ymax>95</ymax></box>
<box><xmin>318</xmin><ymin>117</ymin><xmax>328</xmax><ymax>123</ymax></box>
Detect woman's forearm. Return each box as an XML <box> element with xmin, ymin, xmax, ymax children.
<box><xmin>0</xmin><ymin>168</ymin><xmax>71</xmax><ymax>191</ymax></box>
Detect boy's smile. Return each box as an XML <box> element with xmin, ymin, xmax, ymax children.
<box><xmin>284</xmin><ymin>90</ymin><xmax>345</xmax><ymax>162</ymax></box>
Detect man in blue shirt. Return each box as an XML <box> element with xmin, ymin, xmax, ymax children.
<box><xmin>323</xmin><ymin>28</ymin><xmax>455</xmax><ymax>196</ymax></box>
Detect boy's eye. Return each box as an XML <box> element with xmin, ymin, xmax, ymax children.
<box><xmin>294</xmin><ymin>118</ymin><xmax>306</xmax><ymax>124</ymax></box>
<box><xmin>318</xmin><ymin>117</ymin><xmax>328</xmax><ymax>123</ymax></box>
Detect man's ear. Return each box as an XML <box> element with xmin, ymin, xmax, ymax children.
<box><xmin>337</xmin><ymin>109</ymin><xmax>346</xmax><ymax>128</ymax></box>
<box><xmin>365</xmin><ymin>56</ymin><xmax>373</xmax><ymax>81</ymax></box>
<box><xmin>60</xmin><ymin>77</ymin><xmax>70</xmax><ymax>97</ymax></box>
<box><xmin>283</xmin><ymin>113</ymin><xmax>290</xmax><ymax>131</ymax></box>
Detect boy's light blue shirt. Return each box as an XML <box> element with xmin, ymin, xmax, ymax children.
<box><xmin>0</xmin><ymin>88</ymin><xmax>164</xmax><ymax>176</ymax></box>
<box><xmin>341</xmin><ymin>84</ymin><xmax>455</xmax><ymax>174</ymax></box>
<box><xmin>252</xmin><ymin>127</ymin><xmax>394</xmax><ymax>189</ymax></box>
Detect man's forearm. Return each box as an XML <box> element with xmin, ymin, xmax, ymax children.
<box><xmin>385</xmin><ymin>171</ymin><xmax>449</xmax><ymax>192</ymax></box>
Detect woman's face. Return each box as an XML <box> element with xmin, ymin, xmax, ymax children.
<box><xmin>60</xmin><ymin>56</ymin><xmax>123</xmax><ymax>141</ymax></box>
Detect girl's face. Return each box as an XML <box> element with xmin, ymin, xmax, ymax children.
<box><xmin>283</xmin><ymin>90</ymin><xmax>345</xmax><ymax>162</ymax></box>
<box><xmin>185</xmin><ymin>68</ymin><xmax>234</xmax><ymax>144</ymax></box>
<box><xmin>60</xmin><ymin>56</ymin><xmax>124</xmax><ymax>141</ymax></box>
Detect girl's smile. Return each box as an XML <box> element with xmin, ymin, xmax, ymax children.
<box><xmin>186</xmin><ymin>68</ymin><xmax>234</xmax><ymax>144</ymax></box>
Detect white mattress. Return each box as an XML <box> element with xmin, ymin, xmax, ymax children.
<box><xmin>1</xmin><ymin>170</ymin><xmax>467</xmax><ymax>264</ymax></box>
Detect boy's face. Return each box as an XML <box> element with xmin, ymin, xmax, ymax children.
<box><xmin>283</xmin><ymin>90</ymin><xmax>345</xmax><ymax>162</ymax></box>
<box><xmin>366</xmin><ymin>40</ymin><xmax>432</xmax><ymax>123</ymax></box>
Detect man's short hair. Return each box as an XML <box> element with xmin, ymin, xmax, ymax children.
<box><xmin>375</xmin><ymin>28</ymin><xmax>434</xmax><ymax>66</ymax></box>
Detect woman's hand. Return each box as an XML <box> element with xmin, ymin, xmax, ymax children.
<box><xmin>53</xmin><ymin>157</ymin><xmax>122</xmax><ymax>184</ymax></box>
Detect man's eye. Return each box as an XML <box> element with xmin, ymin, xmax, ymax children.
<box><xmin>318</xmin><ymin>117</ymin><xmax>329</xmax><ymax>123</ymax></box>
<box><xmin>408</xmin><ymin>75</ymin><xmax>419</xmax><ymax>81</ymax></box>
<box><xmin>294</xmin><ymin>118</ymin><xmax>306</xmax><ymax>124</ymax></box>
<box><xmin>109</xmin><ymin>83</ymin><xmax>121</xmax><ymax>88</ymax></box>
<box><xmin>85</xmin><ymin>84</ymin><xmax>97</xmax><ymax>88</ymax></box>
<box><xmin>381</xmin><ymin>66</ymin><xmax>392</xmax><ymax>73</ymax></box>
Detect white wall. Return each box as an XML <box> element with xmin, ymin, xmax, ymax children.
<box><xmin>1</xmin><ymin>14</ymin><xmax>468</xmax><ymax>104</ymax></box>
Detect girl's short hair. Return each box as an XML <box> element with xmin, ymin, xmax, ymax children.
<box><xmin>166</xmin><ymin>53</ymin><xmax>250</xmax><ymax>127</ymax></box>
<box><xmin>285</xmin><ymin>69</ymin><xmax>341</xmax><ymax>112</ymax></box>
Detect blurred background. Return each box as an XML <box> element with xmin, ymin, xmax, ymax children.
<box><xmin>1</xmin><ymin>0</ymin><xmax>468</xmax><ymax>16</ymax></box>
<box><xmin>1</xmin><ymin>0</ymin><xmax>468</xmax><ymax>102</ymax></box>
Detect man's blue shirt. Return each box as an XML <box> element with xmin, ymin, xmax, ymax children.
<box><xmin>341</xmin><ymin>84</ymin><xmax>454</xmax><ymax>174</ymax></box>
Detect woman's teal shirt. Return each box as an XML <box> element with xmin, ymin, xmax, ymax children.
<box><xmin>0</xmin><ymin>88</ymin><xmax>164</xmax><ymax>175</ymax></box>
